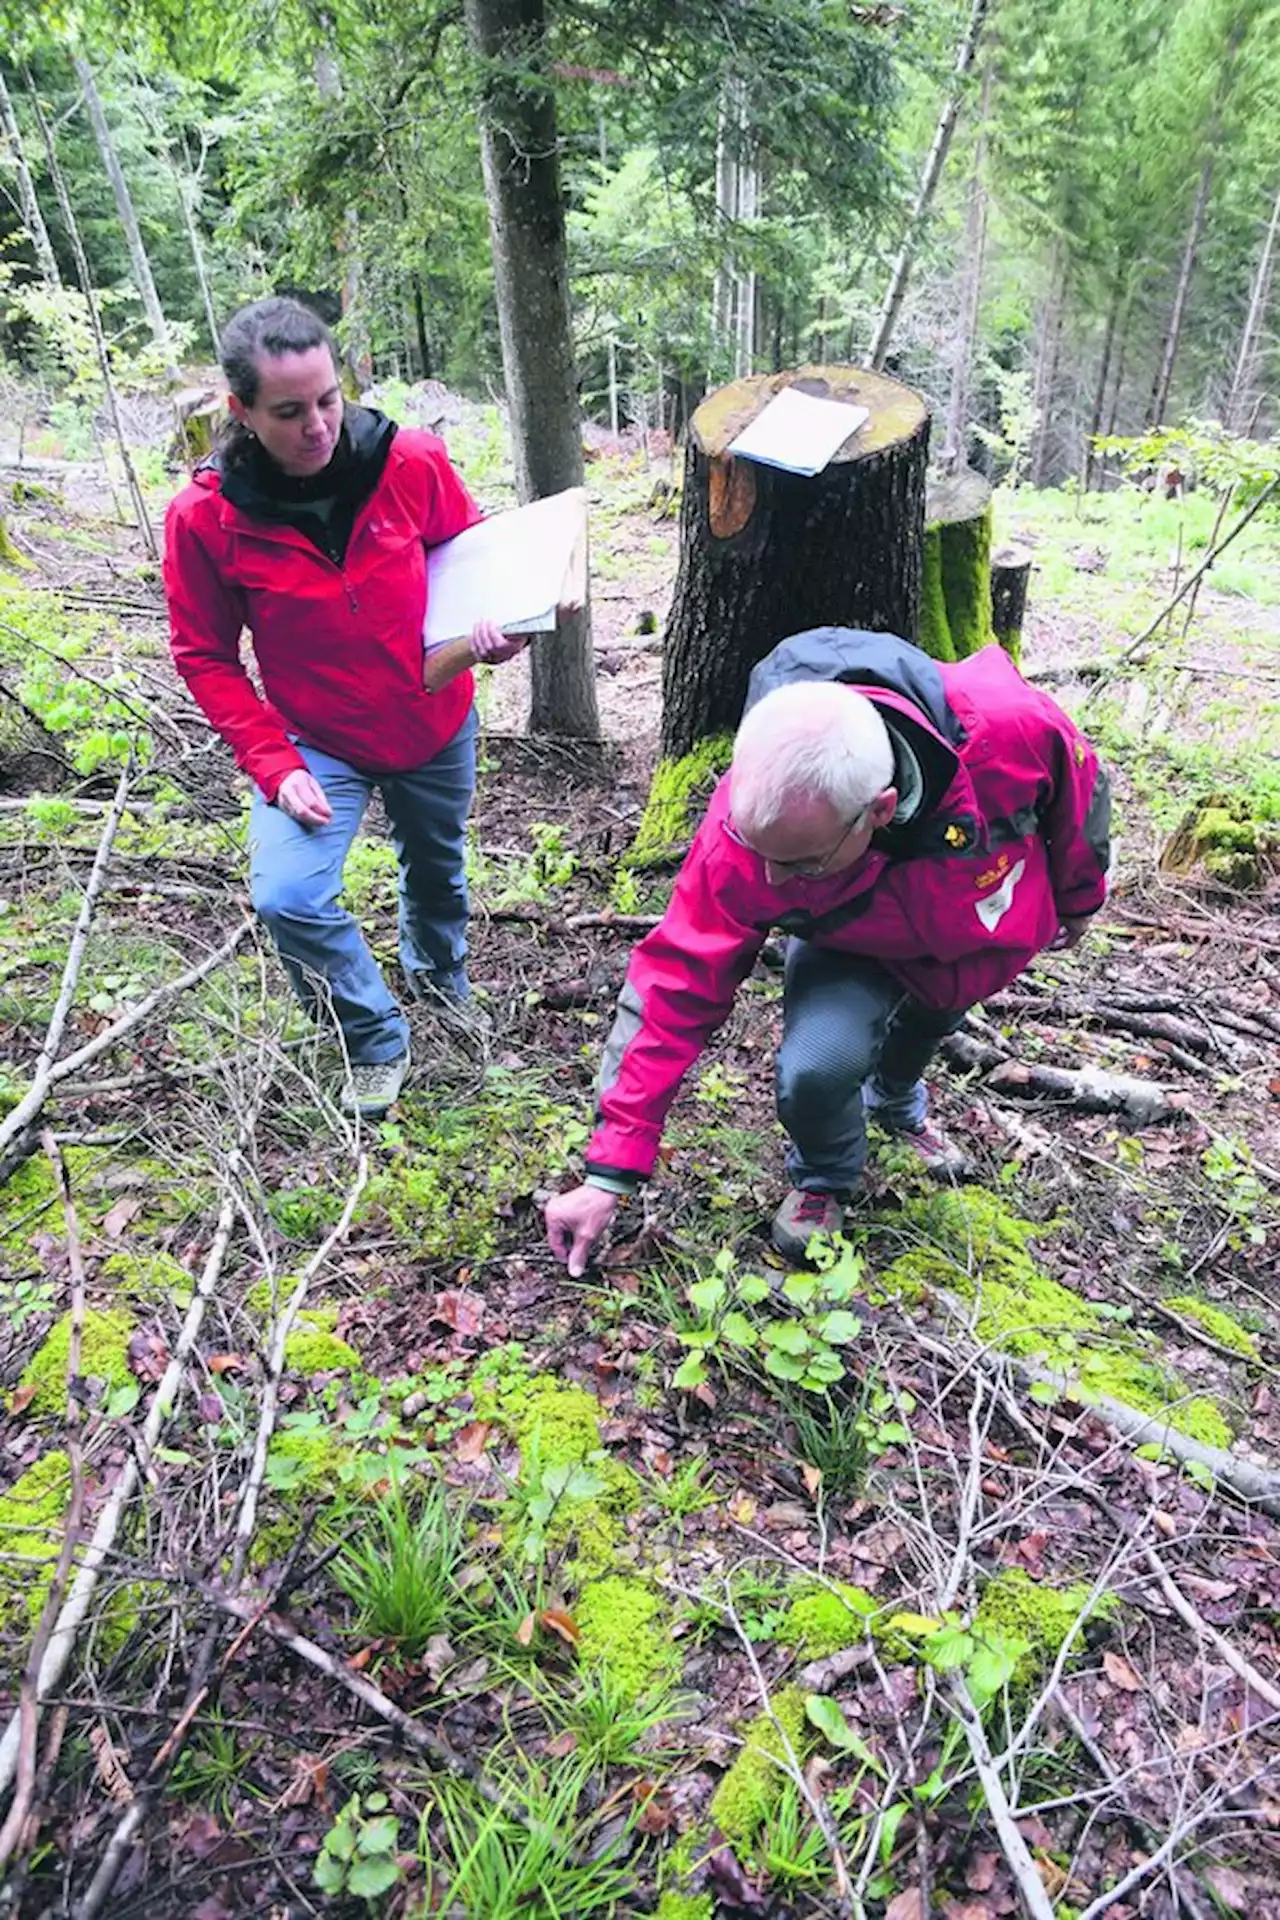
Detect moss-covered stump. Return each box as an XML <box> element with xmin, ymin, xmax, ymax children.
<box><xmin>0</xmin><ymin>508</ymin><xmax>28</xmax><ymax>570</ymax></box>
<box><xmin>919</xmin><ymin>468</ymin><xmax>995</xmax><ymax>664</ymax></box>
<box><xmin>170</xmin><ymin>387</ymin><xmax>224</xmax><ymax>469</ymax></box>
<box><xmin>1159</xmin><ymin>791</ymin><xmax>1280</xmax><ymax>892</ymax></box>
<box><xmin>991</xmin><ymin>541</ymin><xmax>1033</xmax><ymax>663</ymax></box>
<box><xmin>660</xmin><ymin>364</ymin><xmax>929</xmax><ymax>760</ymax></box>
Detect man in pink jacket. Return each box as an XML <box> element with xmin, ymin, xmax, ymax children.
<box><xmin>545</xmin><ymin>627</ymin><xmax>1110</xmax><ymax>1270</ymax></box>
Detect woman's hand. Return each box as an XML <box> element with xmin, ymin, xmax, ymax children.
<box><xmin>276</xmin><ymin>769</ymin><xmax>333</xmax><ymax>828</ymax></box>
<box><xmin>470</xmin><ymin>619</ymin><xmax>530</xmax><ymax>666</ymax></box>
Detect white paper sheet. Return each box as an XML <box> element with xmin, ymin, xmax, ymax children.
<box><xmin>424</xmin><ymin>488</ymin><xmax>587</xmax><ymax>646</ymax></box>
<box><xmin>727</xmin><ymin>387</ymin><xmax>870</xmax><ymax>477</ymax></box>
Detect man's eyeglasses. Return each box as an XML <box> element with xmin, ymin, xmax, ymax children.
<box><xmin>723</xmin><ymin>807</ymin><xmax>868</xmax><ymax>879</ymax></box>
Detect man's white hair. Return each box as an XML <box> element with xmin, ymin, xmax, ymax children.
<box><xmin>730</xmin><ymin>682</ymin><xmax>894</xmax><ymax>836</ymax></box>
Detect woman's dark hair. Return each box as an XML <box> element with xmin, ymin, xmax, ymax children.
<box><xmin>215</xmin><ymin>296</ymin><xmax>339</xmax><ymax>468</ymax></box>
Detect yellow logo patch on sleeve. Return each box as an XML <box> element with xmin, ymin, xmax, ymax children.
<box><xmin>1074</xmin><ymin>738</ymin><xmax>1087</xmax><ymax>766</ymax></box>
<box><xmin>943</xmin><ymin>822</ymin><xmax>969</xmax><ymax>848</ymax></box>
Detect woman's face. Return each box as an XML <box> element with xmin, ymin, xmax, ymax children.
<box><xmin>230</xmin><ymin>346</ymin><xmax>343</xmax><ymax>477</ymax></box>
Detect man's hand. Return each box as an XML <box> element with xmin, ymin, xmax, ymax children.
<box><xmin>545</xmin><ymin>1184</ymin><xmax>620</xmax><ymax>1278</ymax></box>
<box><xmin>470</xmin><ymin>619</ymin><xmax>530</xmax><ymax>666</ymax></box>
<box><xmin>276</xmin><ymin>770</ymin><xmax>333</xmax><ymax>828</ymax></box>
<box><xmin>1050</xmin><ymin>914</ymin><xmax>1093</xmax><ymax>951</ymax></box>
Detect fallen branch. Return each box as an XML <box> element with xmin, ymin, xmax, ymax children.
<box><xmin>0</xmin><ymin>921</ymin><xmax>251</xmax><ymax>1167</ymax></box>
<box><xmin>941</xmin><ymin>1031</ymin><xmax>1175</xmax><ymax>1123</ymax></box>
<box><xmin>1140</xmin><ymin>1543</ymin><xmax>1280</xmax><ymax>1714</ymax></box>
<box><xmin>0</xmin><ymin>1173</ymin><xmax>241</xmax><ymax>1800</ymax></box>
<box><xmin>943</xmin><ymin>1676</ymin><xmax>1056</xmax><ymax>1920</ymax></box>
<box><xmin>0</xmin><ymin>1136</ymin><xmax>89</xmax><ymax>1867</ymax></box>
<box><xmin>191</xmin><ymin>1580</ymin><xmax>505</xmax><ymax>1805</ymax></box>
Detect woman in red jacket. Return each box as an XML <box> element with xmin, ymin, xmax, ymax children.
<box><xmin>164</xmin><ymin>297</ymin><xmax>525</xmax><ymax>1115</ymax></box>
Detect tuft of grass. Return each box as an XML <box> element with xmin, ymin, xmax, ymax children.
<box><xmin>784</xmin><ymin>1384</ymin><xmax>873</xmax><ymax>1499</ymax></box>
<box><xmin>527</xmin><ymin>1663</ymin><xmax>686</xmax><ymax>1770</ymax></box>
<box><xmin>170</xmin><ymin>1710</ymin><xmax>259</xmax><ymax>1817</ymax></box>
<box><xmin>420</xmin><ymin>1757</ymin><xmax>640</xmax><ymax>1917</ymax></box>
<box><xmin>330</xmin><ymin>1477</ymin><xmax>466</xmax><ymax>1657</ymax></box>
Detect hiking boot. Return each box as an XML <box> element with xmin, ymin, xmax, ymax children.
<box><xmin>895</xmin><ymin>1118</ymin><xmax>971</xmax><ymax>1181</ymax></box>
<box><xmin>344</xmin><ymin>1052</ymin><xmax>411</xmax><ymax>1118</ymax></box>
<box><xmin>771</xmin><ymin>1189</ymin><xmax>846</xmax><ymax>1264</ymax></box>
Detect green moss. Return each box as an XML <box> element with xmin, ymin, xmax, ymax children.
<box><xmin>265</xmin><ymin>1424</ymin><xmax>351</xmax><ymax>1493</ymax></box>
<box><xmin>938</xmin><ymin>507</ymin><xmax>995</xmax><ymax>660</ymax></box>
<box><xmin>18</xmin><ymin>1307</ymin><xmax>134</xmax><ymax>1414</ymax></box>
<box><xmin>628</xmin><ymin>737</ymin><xmax>732</xmax><ymax>869</ymax></box>
<box><xmin>1163</xmin><ymin>1296</ymin><xmax>1259</xmax><ymax>1359</ymax></box>
<box><xmin>918</xmin><ymin>530</ymin><xmax>957</xmax><ymax>664</ymax></box>
<box><xmin>511</xmin><ymin>1379</ymin><xmax>606</xmax><ymax>1468</ymax></box>
<box><xmin>656</xmin><ymin>1896</ymin><xmax>714</xmax><ymax>1920</ymax></box>
<box><xmin>1161</xmin><ymin>792</ymin><xmax>1279</xmax><ymax>893</ymax></box>
<box><xmin>709</xmin><ymin>1684</ymin><xmax>809</xmax><ymax>1853</ymax></box>
<box><xmin>283</xmin><ymin>1308</ymin><xmax>361</xmax><ymax>1375</ymax></box>
<box><xmin>101</xmin><ymin>1250</ymin><xmax>191</xmax><ymax>1301</ymax></box>
<box><xmin>0</xmin><ymin>1449</ymin><xmax>71</xmax><ymax>1630</ymax></box>
<box><xmin>885</xmin><ymin>1188</ymin><xmax>1234</xmax><ymax>1451</ymax></box>
<box><xmin>976</xmin><ymin>1569</ymin><xmax>1113</xmax><ymax>1684</ymax></box>
<box><xmin>574</xmin><ymin>1576</ymin><xmax>680</xmax><ymax>1702</ymax></box>
<box><xmin>780</xmin><ymin>1581</ymin><xmax>878</xmax><ymax>1658</ymax></box>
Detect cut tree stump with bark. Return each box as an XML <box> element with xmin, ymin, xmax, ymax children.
<box><xmin>659</xmin><ymin>364</ymin><xmax>929</xmax><ymax>761</ymax></box>
<box><xmin>919</xmin><ymin>466</ymin><xmax>995</xmax><ymax>663</ymax></box>
<box><xmin>990</xmin><ymin>543</ymin><xmax>1032</xmax><ymax>663</ymax></box>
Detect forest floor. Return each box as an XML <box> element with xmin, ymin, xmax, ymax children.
<box><xmin>1</xmin><ymin>418</ymin><xmax>1280</xmax><ymax>1920</ymax></box>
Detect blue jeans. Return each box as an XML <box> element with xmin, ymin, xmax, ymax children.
<box><xmin>776</xmin><ymin>943</ymin><xmax>966</xmax><ymax>1192</ymax></box>
<box><xmin>249</xmin><ymin>710</ymin><xmax>476</xmax><ymax>1064</ymax></box>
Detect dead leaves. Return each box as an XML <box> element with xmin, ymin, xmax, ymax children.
<box><xmin>431</xmin><ymin>1289</ymin><xmax>485</xmax><ymax>1337</ymax></box>
<box><xmin>1102</xmin><ymin>1650</ymin><xmax>1145</xmax><ymax>1693</ymax></box>
<box><xmin>453</xmin><ymin>1420</ymin><xmax>492</xmax><ymax>1464</ymax></box>
<box><xmin>885</xmin><ymin>1889</ymin><xmax>924</xmax><ymax>1920</ymax></box>
<box><xmin>89</xmin><ymin>1723</ymin><xmax>133</xmax><ymax>1803</ymax></box>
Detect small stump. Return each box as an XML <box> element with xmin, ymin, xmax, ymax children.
<box><xmin>1159</xmin><ymin>792</ymin><xmax>1280</xmax><ymax>892</ymax></box>
<box><xmin>991</xmin><ymin>542</ymin><xmax>1033</xmax><ymax>664</ymax></box>
<box><xmin>919</xmin><ymin>468</ymin><xmax>995</xmax><ymax>664</ymax></box>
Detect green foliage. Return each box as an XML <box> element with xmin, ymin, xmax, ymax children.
<box><xmin>314</xmin><ymin>1792</ymin><xmax>402</xmax><ymax>1903</ymax></box>
<box><xmin>535</xmin><ymin>1661</ymin><xmax>683</xmax><ymax>1769</ymax></box>
<box><xmin>331</xmin><ymin>1477</ymin><xmax>466</xmax><ymax>1657</ymax></box>
<box><xmin>170</xmin><ymin>1710</ymin><xmax>259</xmax><ymax>1818</ymax></box>
<box><xmin>781</xmin><ymin>1581</ymin><xmax>878</xmax><ymax>1659</ymax></box>
<box><xmin>2</xmin><ymin>1275</ymin><xmax>57</xmax><ymax>1334</ymax></box>
<box><xmin>628</xmin><ymin>738</ymin><xmax>731</xmax><ymax>869</ymax></box>
<box><xmin>656</xmin><ymin>1896</ymin><xmax>714</xmax><ymax>1920</ymax></box>
<box><xmin>672</xmin><ymin>1241</ymin><xmax>864</xmax><ymax>1395</ymax></box>
<box><xmin>1095</xmin><ymin>418</ymin><xmax>1280</xmax><ymax>506</ymax></box>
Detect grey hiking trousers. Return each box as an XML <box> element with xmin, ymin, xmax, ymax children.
<box><xmin>776</xmin><ymin>943</ymin><xmax>966</xmax><ymax>1194</ymax></box>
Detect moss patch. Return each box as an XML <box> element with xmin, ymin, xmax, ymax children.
<box><xmin>976</xmin><ymin>1569</ymin><xmax>1112</xmax><ymax>1684</ymax></box>
<box><xmin>656</xmin><ymin>1896</ymin><xmax>714</xmax><ymax>1920</ymax></box>
<box><xmin>885</xmin><ymin>1188</ymin><xmax>1234</xmax><ymax>1451</ymax></box>
<box><xmin>627</xmin><ymin>737</ymin><xmax>731</xmax><ymax>869</ymax></box>
<box><xmin>0</xmin><ymin>1449</ymin><xmax>71</xmax><ymax>1630</ymax></box>
<box><xmin>1160</xmin><ymin>791</ymin><xmax>1280</xmax><ymax>892</ymax></box>
<box><xmin>781</xmin><ymin>1581</ymin><xmax>878</xmax><ymax>1659</ymax></box>
<box><xmin>574</xmin><ymin>1576</ymin><xmax>679</xmax><ymax>1702</ymax></box>
<box><xmin>102</xmin><ymin>1250</ymin><xmax>191</xmax><ymax>1301</ymax></box>
<box><xmin>283</xmin><ymin>1308</ymin><xmax>361</xmax><ymax>1376</ymax></box>
<box><xmin>709</xmin><ymin>1684</ymin><xmax>809</xmax><ymax>1853</ymax></box>
<box><xmin>918</xmin><ymin>529</ymin><xmax>958</xmax><ymax>663</ymax></box>
<box><xmin>1164</xmin><ymin>1296</ymin><xmax>1260</xmax><ymax>1360</ymax></box>
<box><xmin>18</xmin><ymin>1307</ymin><xmax>134</xmax><ymax>1414</ymax></box>
<box><xmin>265</xmin><ymin>1424</ymin><xmax>351</xmax><ymax>1494</ymax></box>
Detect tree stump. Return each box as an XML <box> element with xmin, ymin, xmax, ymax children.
<box><xmin>659</xmin><ymin>365</ymin><xmax>930</xmax><ymax>759</ymax></box>
<box><xmin>991</xmin><ymin>543</ymin><xmax>1032</xmax><ymax>664</ymax></box>
<box><xmin>0</xmin><ymin>510</ymin><xmax>25</xmax><ymax>571</ymax></box>
<box><xmin>919</xmin><ymin>467</ymin><xmax>994</xmax><ymax>663</ymax></box>
<box><xmin>170</xmin><ymin>387</ymin><xmax>223</xmax><ymax>470</ymax></box>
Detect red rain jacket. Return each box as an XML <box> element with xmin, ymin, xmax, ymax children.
<box><xmin>587</xmin><ymin>630</ymin><xmax>1111</xmax><ymax>1184</ymax></box>
<box><xmin>164</xmin><ymin>429</ymin><xmax>481</xmax><ymax>802</ymax></box>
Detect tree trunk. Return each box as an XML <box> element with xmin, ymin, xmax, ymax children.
<box><xmin>25</xmin><ymin>71</ymin><xmax>156</xmax><ymax>560</ymax></box>
<box><xmin>919</xmin><ymin>468</ymin><xmax>994</xmax><ymax>663</ymax></box>
<box><xmin>73</xmin><ymin>54</ymin><xmax>179</xmax><ymax>386</ymax></box>
<box><xmin>166</xmin><ymin>140</ymin><xmax>220</xmax><ymax>356</ymax></box>
<box><xmin>1028</xmin><ymin>243</ymin><xmax>1066</xmax><ymax>488</ymax></box>
<box><xmin>1225</xmin><ymin>177</ymin><xmax>1280</xmax><ymax>435</ymax></box>
<box><xmin>465</xmin><ymin>0</ymin><xmax>599</xmax><ymax>741</ymax></box>
<box><xmin>411</xmin><ymin>274</ymin><xmax>433</xmax><ymax>378</ymax></box>
<box><xmin>942</xmin><ymin>55</ymin><xmax>992</xmax><ymax>466</ymax></box>
<box><xmin>1082</xmin><ymin>267</ymin><xmax>1124</xmax><ymax>491</ymax></box>
<box><xmin>0</xmin><ymin>67</ymin><xmax>60</xmax><ymax>288</ymax></box>
<box><xmin>713</xmin><ymin>76</ymin><xmax>759</xmax><ymax>378</ymax></box>
<box><xmin>660</xmin><ymin>364</ymin><xmax>929</xmax><ymax>759</ymax></box>
<box><xmin>867</xmin><ymin>0</ymin><xmax>990</xmax><ymax>371</ymax></box>
<box><xmin>990</xmin><ymin>544</ymin><xmax>1032</xmax><ymax>664</ymax></box>
<box><xmin>1147</xmin><ymin>153</ymin><xmax>1214</xmax><ymax>429</ymax></box>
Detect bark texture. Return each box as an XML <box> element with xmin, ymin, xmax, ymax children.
<box><xmin>466</xmin><ymin>0</ymin><xmax>599</xmax><ymax>741</ymax></box>
<box><xmin>990</xmin><ymin>543</ymin><xmax>1032</xmax><ymax>665</ymax></box>
<box><xmin>1225</xmin><ymin>177</ymin><xmax>1280</xmax><ymax>434</ymax></box>
<box><xmin>660</xmin><ymin>365</ymin><xmax>929</xmax><ymax>759</ymax></box>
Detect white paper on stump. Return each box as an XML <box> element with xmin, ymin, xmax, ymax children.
<box><xmin>727</xmin><ymin>387</ymin><xmax>870</xmax><ymax>477</ymax></box>
<box><xmin>424</xmin><ymin>487</ymin><xmax>588</xmax><ymax>646</ymax></box>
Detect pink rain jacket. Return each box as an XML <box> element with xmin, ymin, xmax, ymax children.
<box><xmin>587</xmin><ymin>629</ymin><xmax>1110</xmax><ymax>1185</ymax></box>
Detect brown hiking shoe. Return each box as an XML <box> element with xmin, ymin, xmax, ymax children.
<box><xmin>897</xmin><ymin>1118</ymin><xmax>970</xmax><ymax>1180</ymax></box>
<box><xmin>771</xmin><ymin>1189</ymin><xmax>846</xmax><ymax>1263</ymax></box>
